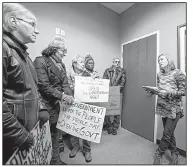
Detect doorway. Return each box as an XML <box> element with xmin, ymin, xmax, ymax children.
<box><xmin>121</xmin><ymin>31</ymin><xmax>159</xmax><ymax>142</ymax></box>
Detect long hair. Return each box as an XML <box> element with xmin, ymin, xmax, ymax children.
<box><xmin>158</xmin><ymin>54</ymin><xmax>176</xmax><ymax>73</ymax></box>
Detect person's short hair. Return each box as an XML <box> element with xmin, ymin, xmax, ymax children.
<box><xmin>3</xmin><ymin>3</ymin><xmax>33</xmax><ymax>32</ymax></box>
<box><xmin>72</xmin><ymin>55</ymin><xmax>84</xmax><ymax>68</ymax></box>
<box><xmin>85</xmin><ymin>54</ymin><xmax>94</xmax><ymax>65</ymax></box>
<box><xmin>113</xmin><ymin>58</ymin><xmax>120</xmax><ymax>62</ymax></box>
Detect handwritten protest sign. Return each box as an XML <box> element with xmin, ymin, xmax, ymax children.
<box><xmin>74</xmin><ymin>76</ymin><xmax>110</xmax><ymax>102</ymax></box>
<box><xmin>88</xmin><ymin>86</ymin><xmax>121</xmax><ymax>115</ymax></box>
<box><xmin>6</xmin><ymin>121</ymin><xmax>52</xmax><ymax>165</ymax></box>
<box><xmin>57</xmin><ymin>102</ymin><xmax>106</xmax><ymax>143</ymax></box>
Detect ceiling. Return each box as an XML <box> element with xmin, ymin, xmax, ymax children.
<box><xmin>100</xmin><ymin>3</ymin><xmax>135</xmax><ymax>14</ymax></box>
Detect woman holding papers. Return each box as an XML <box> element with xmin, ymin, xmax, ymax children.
<box><xmin>143</xmin><ymin>54</ymin><xmax>186</xmax><ymax>165</ymax></box>
<box><xmin>67</xmin><ymin>55</ymin><xmax>92</xmax><ymax>163</ymax></box>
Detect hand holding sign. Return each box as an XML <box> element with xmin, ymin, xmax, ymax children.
<box><xmin>20</xmin><ymin>133</ymin><xmax>35</xmax><ymax>152</ymax></box>
<box><xmin>57</xmin><ymin>102</ymin><xmax>106</xmax><ymax>143</ymax></box>
<box><xmin>6</xmin><ymin>121</ymin><xmax>52</xmax><ymax>165</ymax></box>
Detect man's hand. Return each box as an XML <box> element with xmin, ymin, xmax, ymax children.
<box><xmin>20</xmin><ymin>133</ymin><xmax>34</xmax><ymax>152</ymax></box>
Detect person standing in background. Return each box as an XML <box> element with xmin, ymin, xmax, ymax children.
<box><xmin>103</xmin><ymin>58</ymin><xmax>126</xmax><ymax>135</ymax></box>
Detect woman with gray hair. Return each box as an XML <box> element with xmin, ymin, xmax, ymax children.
<box><xmin>143</xmin><ymin>54</ymin><xmax>186</xmax><ymax>165</ymax></box>
<box><xmin>67</xmin><ymin>55</ymin><xmax>93</xmax><ymax>163</ymax></box>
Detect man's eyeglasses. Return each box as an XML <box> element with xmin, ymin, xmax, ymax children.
<box><xmin>16</xmin><ymin>18</ymin><xmax>36</xmax><ymax>28</ymax></box>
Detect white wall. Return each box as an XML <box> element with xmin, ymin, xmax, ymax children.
<box><xmin>120</xmin><ymin>2</ymin><xmax>186</xmax><ymax>151</ymax></box>
<box><xmin>21</xmin><ymin>3</ymin><xmax>120</xmax><ymax>78</ymax></box>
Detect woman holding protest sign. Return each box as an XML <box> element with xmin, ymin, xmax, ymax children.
<box><xmin>143</xmin><ymin>54</ymin><xmax>186</xmax><ymax>165</ymax></box>
<box><xmin>67</xmin><ymin>55</ymin><xmax>93</xmax><ymax>163</ymax></box>
<box><xmin>34</xmin><ymin>35</ymin><xmax>74</xmax><ymax>165</ymax></box>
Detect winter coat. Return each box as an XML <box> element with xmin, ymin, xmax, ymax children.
<box><xmin>34</xmin><ymin>55</ymin><xmax>73</xmax><ymax>123</ymax></box>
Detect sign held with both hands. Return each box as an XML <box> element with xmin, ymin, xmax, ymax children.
<box><xmin>57</xmin><ymin>102</ymin><xmax>106</xmax><ymax>143</ymax></box>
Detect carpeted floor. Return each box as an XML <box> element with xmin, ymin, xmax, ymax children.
<box><xmin>60</xmin><ymin>127</ymin><xmax>187</xmax><ymax>165</ymax></box>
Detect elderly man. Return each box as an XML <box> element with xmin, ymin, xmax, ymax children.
<box><xmin>3</xmin><ymin>3</ymin><xmax>49</xmax><ymax>164</ymax></box>
<box><xmin>34</xmin><ymin>35</ymin><xmax>74</xmax><ymax>165</ymax></box>
<box><xmin>103</xmin><ymin>58</ymin><xmax>126</xmax><ymax>135</ymax></box>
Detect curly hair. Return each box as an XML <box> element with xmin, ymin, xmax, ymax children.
<box><xmin>41</xmin><ymin>46</ymin><xmax>59</xmax><ymax>57</ymax></box>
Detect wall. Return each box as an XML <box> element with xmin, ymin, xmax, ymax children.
<box><xmin>21</xmin><ymin>3</ymin><xmax>120</xmax><ymax>77</ymax></box>
<box><xmin>120</xmin><ymin>3</ymin><xmax>186</xmax><ymax>151</ymax></box>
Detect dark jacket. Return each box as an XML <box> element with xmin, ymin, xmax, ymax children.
<box><xmin>34</xmin><ymin>56</ymin><xmax>73</xmax><ymax>123</ymax></box>
<box><xmin>103</xmin><ymin>65</ymin><xmax>126</xmax><ymax>93</ymax></box>
<box><xmin>3</xmin><ymin>32</ymin><xmax>46</xmax><ymax>162</ymax></box>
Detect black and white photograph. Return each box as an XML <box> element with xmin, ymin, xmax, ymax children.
<box><xmin>2</xmin><ymin>1</ymin><xmax>189</xmax><ymax>165</ymax></box>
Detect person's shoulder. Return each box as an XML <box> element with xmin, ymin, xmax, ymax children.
<box><xmin>105</xmin><ymin>67</ymin><xmax>111</xmax><ymax>72</ymax></box>
<box><xmin>157</xmin><ymin>71</ymin><xmax>163</xmax><ymax>77</ymax></box>
<box><xmin>84</xmin><ymin>70</ymin><xmax>91</xmax><ymax>76</ymax></box>
<box><xmin>173</xmin><ymin>69</ymin><xmax>186</xmax><ymax>78</ymax></box>
<box><xmin>35</xmin><ymin>55</ymin><xmax>44</xmax><ymax>60</ymax></box>
<box><xmin>34</xmin><ymin>56</ymin><xmax>46</xmax><ymax>65</ymax></box>
<box><xmin>173</xmin><ymin>68</ymin><xmax>184</xmax><ymax>73</ymax></box>
<box><xmin>2</xmin><ymin>40</ymin><xmax>11</xmax><ymax>57</ymax></box>
<box><xmin>120</xmin><ymin>67</ymin><xmax>125</xmax><ymax>72</ymax></box>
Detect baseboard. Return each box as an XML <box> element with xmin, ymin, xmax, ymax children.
<box><xmin>156</xmin><ymin>139</ymin><xmax>186</xmax><ymax>158</ymax></box>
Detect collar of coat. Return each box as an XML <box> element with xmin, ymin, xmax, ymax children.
<box><xmin>3</xmin><ymin>31</ymin><xmax>29</xmax><ymax>60</ymax></box>
<box><xmin>108</xmin><ymin>65</ymin><xmax>122</xmax><ymax>72</ymax></box>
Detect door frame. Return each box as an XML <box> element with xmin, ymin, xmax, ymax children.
<box><xmin>121</xmin><ymin>30</ymin><xmax>160</xmax><ymax>144</ymax></box>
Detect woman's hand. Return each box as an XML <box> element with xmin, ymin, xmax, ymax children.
<box><xmin>142</xmin><ymin>86</ymin><xmax>156</xmax><ymax>96</ymax></box>
<box><xmin>157</xmin><ymin>90</ymin><xmax>168</xmax><ymax>98</ymax></box>
<box><xmin>143</xmin><ymin>88</ymin><xmax>154</xmax><ymax>96</ymax></box>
